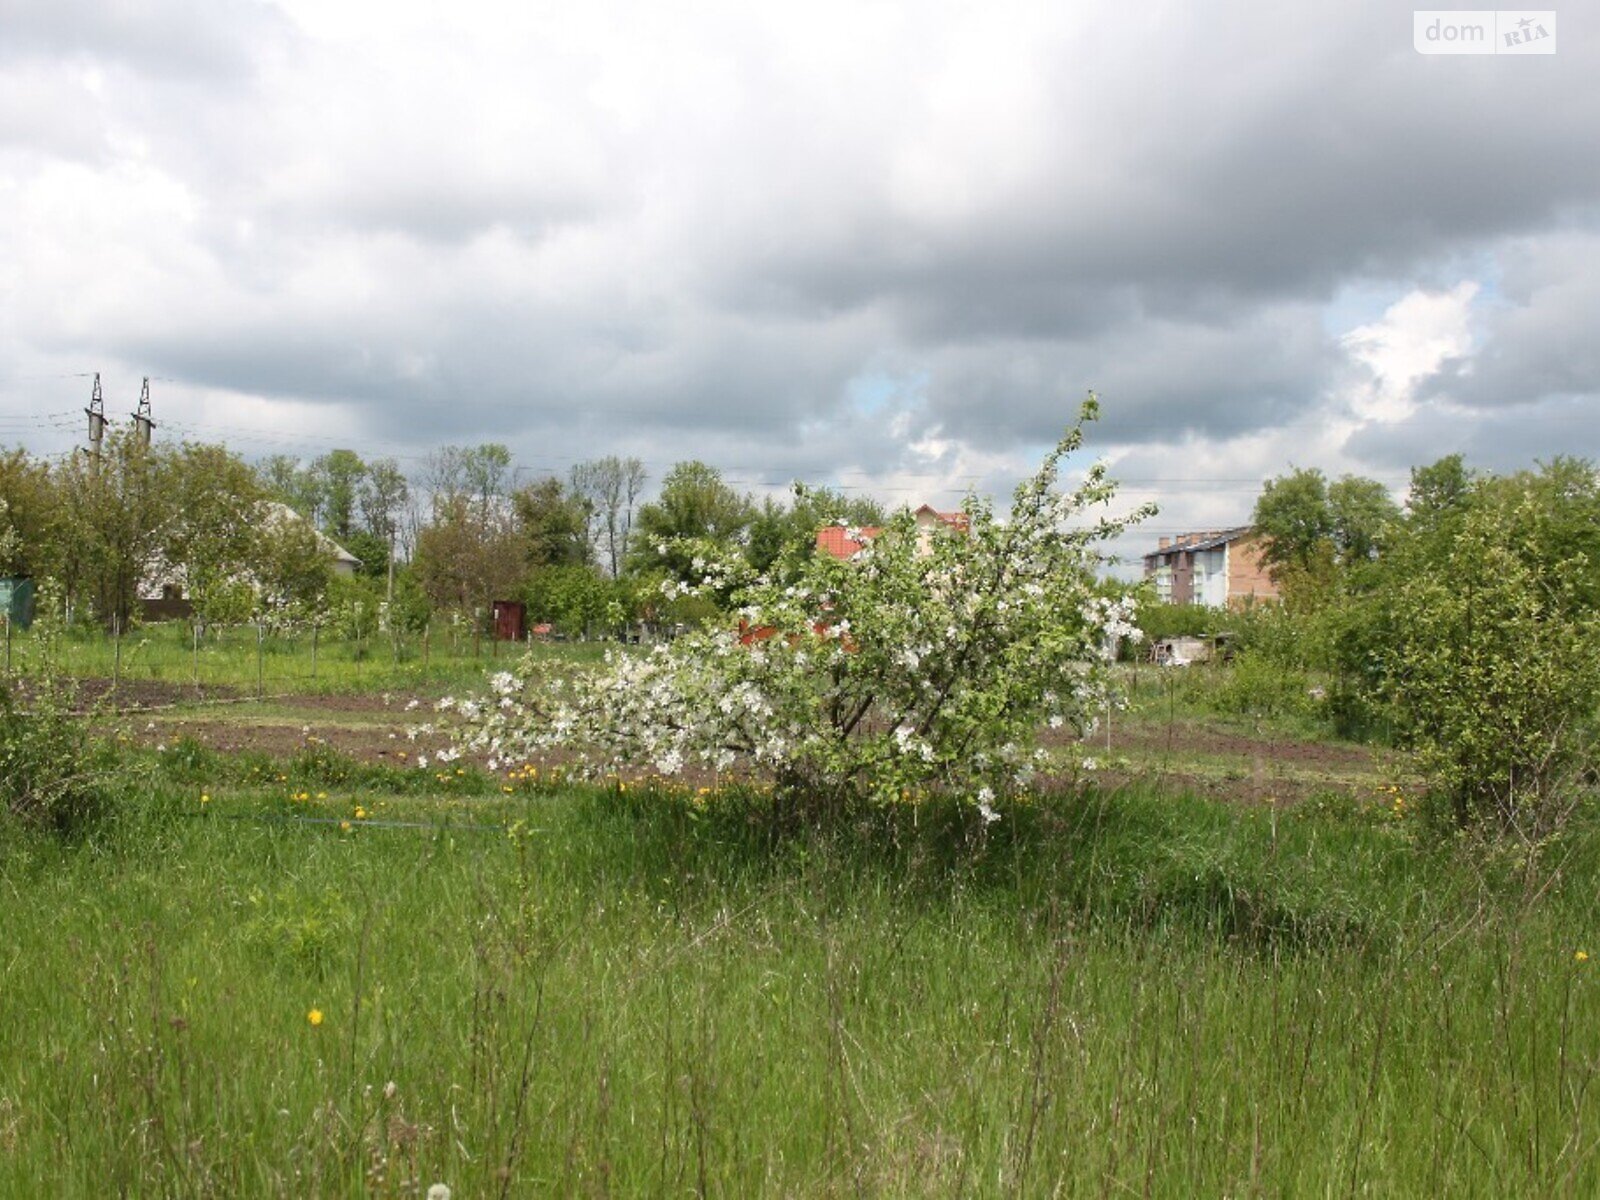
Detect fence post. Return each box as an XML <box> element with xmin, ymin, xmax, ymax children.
<box><xmin>192</xmin><ymin>621</ymin><xmax>200</xmax><ymax>693</ymax></box>
<box><xmin>311</xmin><ymin>625</ymin><xmax>318</xmax><ymax>681</ymax></box>
<box><xmin>3</xmin><ymin>614</ymin><xmax>10</xmax><ymax>676</ymax></box>
<box><xmin>423</xmin><ymin>625</ymin><xmax>430</xmax><ymax>666</ymax></box>
<box><xmin>113</xmin><ymin>614</ymin><xmax>122</xmax><ymax>690</ymax></box>
<box><xmin>256</xmin><ymin>621</ymin><xmax>265</xmax><ymax>698</ymax></box>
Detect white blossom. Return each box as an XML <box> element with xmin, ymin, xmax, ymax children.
<box><xmin>430</xmin><ymin>396</ymin><xmax>1152</xmax><ymax>815</ymax></box>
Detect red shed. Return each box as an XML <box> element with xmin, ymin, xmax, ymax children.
<box><xmin>491</xmin><ymin>600</ymin><xmax>527</xmax><ymax>642</ymax></box>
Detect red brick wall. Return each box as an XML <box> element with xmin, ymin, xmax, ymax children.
<box><xmin>1226</xmin><ymin>534</ymin><xmax>1279</xmax><ymax>605</ymax></box>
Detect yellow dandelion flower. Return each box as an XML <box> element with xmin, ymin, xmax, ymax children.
<box><xmin>340</xmin><ymin>820</ymin><xmax>352</xmax><ymax>832</ymax></box>
<box><xmin>200</xmin><ymin>793</ymin><xmax>210</xmax><ymax>805</ymax></box>
<box><xmin>1577</xmin><ymin>951</ymin><xmax>1590</xmax><ymax>963</ymax></box>
<box><xmin>354</xmin><ymin>806</ymin><xmax>368</xmax><ymax>820</ymax></box>
<box><xmin>307</xmin><ymin>1008</ymin><xmax>324</xmax><ymax>1027</ymax></box>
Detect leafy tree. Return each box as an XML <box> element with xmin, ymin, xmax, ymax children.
<box><xmin>570</xmin><ymin>455</ymin><xmax>647</xmax><ymax>577</ymax></box>
<box><xmin>0</xmin><ymin>502</ymin><xmax>19</xmax><ymax>581</ymax></box>
<box><xmin>253</xmin><ymin>509</ymin><xmax>337</xmax><ymax>623</ymax></box>
<box><xmin>413</xmin><ymin>444</ymin><xmax>521</xmax><ymax>618</ymax></box>
<box><xmin>341</xmin><ymin>530</ymin><xmax>392</xmax><ymax>581</ymax></box>
<box><xmin>1</xmin><ymin>609</ymin><xmax>107</xmax><ymax>833</ymax></box>
<box><xmin>0</xmin><ymin>448</ymin><xmax>55</xmax><ymax>577</ymax></box>
<box><xmin>413</xmin><ymin>493</ymin><xmax>520</xmax><ymax>616</ymax></box>
<box><xmin>309</xmin><ymin>449</ymin><xmax>366</xmax><ymax>541</ymax></box>
<box><xmin>1497</xmin><ymin>457</ymin><xmax>1600</xmax><ymax>610</ymax></box>
<box><xmin>359</xmin><ymin>458</ymin><xmax>410</xmax><ymax>557</ymax></box>
<box><xmin>445</xmin><ymin>397</ymin><xmax>1153</xmax><ymax>819</ymax></box>
<box><xmin>324</xmin><ymin>572</ymin><xmax>382</xmax><ymax>641</ymax></box>
<box><xmin>161</xmin><ymin>444</ymin><xmax>269</xmax><ymax>626</ymax></box>
<box><xmin>385</xmin><ymin>565</ymin><xmax>433</xmax><ymax>634</ymax></box>
<box><xmin>1253</xmin><ymin>467</ymin><xmax>1333</xmax><ymax>578</ymax></box>
<box><xmin>523</xmin><ymin>564</ymin><xmax>615</xmax><ymax>635</ymax></box>
<box><xmin>743</xmin><ymin>496</ymin><xmax>794</xmax><ymax>575</ymax></box>
<box><xmin>426</xmin><ymin>444</ymin><xmax>512</xmax><ymax>520</ymax></box>
<box><xmin>1310</xmin><ymin>457</ymin><xmax>1600</xmax><ymax>830</ymax></box>
<box><xmin>1327</xmin><ymin>475</ymin><xmax>1399</xmax><ymax>565</ymax></box>
<box><xmin>745</xmin><ymin>486</ymin><xmax>889</xmax><ymax>573</ymax></box>
<box><xmin>1254</xmin><ymin>467</ymin><xmax>1397</xmax><ymax>601</ymax></box>
<box><xmin>629</xmin><ymin>461</ymin><xmax>754</xmax><ymax>582</ymax></box>
<box><xmin>256</xmin><ymin>454</ymin><xmax>320</xmax><ymax>520</ymax></box>
<box><xmin>54</xmin><ymin>431</ymin><xmax>174</xmax><ymax>628</ymax></box>
<box><xmin>1406</xmin><ymin>453</ymin><xmax>1473</xmax><ymax>531</ymax></box>
<box><xmin>1381</xmin><ymin>467</ymin><xmax>1600</xmax><ymax>832</ymax></box>
<box><xmin>512</xmin><ymin>477</ymin><xmax>591</xmax><ymax>568</ymax></box>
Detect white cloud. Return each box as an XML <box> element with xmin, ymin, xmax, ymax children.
<box><xmin>1339</xmin><ymin>282</ymin><xmax>1479</xmax><ymax>423</ymax></box>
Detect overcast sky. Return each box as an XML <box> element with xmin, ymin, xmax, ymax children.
<box><xmin>1</xmin><ymin>0</ymin><xmax>1595</xmax><ymax>566</ymax></box>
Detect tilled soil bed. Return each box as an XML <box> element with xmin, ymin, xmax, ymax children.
<box><xmin>111</xmin><ymin>688</ymin><xmax>1405</xmax><ymax>808</ymax></box>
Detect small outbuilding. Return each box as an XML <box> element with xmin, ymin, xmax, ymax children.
<box><xmin>491</xmin><ymin>599</ymin><xmax>527</xmax><ymax>642</ymax></box>
<box><xmin>0</xmin><ymin>576</ymin><xmax>35</xmax><ymax>630</ymax></box>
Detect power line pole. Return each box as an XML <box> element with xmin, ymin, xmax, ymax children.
<box><xmin>84</xmin><ymin>372</ymin><xmax>106</xmax><ymax>471</ymax></box>
<box><xmin>131</xmin><ymin>377</ymin><xmax>155</xmax><ymax>448</ymax></box>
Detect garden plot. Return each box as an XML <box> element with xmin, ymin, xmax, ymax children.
<box><xmin>121</xmin><ymin>685</ymin><xmax>1406</xmax><ymax>807</ymax></box>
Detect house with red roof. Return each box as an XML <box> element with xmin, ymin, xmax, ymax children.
<box><xmin>814</xmin><ymin>505</ymin><xmax>969</xmax><ymax>560</ymax></box>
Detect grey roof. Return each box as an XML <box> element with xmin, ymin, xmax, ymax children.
<box><xmin>1145</xmin><ymin>526</ymin><xmax>1253</xmax><ymax>559</ymax></box>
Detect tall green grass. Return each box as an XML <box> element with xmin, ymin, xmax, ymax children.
<box><xmin>4</xmin><ymin>769</ymin><xmax>1598</xmax><ymax>1195</ymax></box>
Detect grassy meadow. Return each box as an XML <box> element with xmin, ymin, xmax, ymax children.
<box><xmin>3</xmin><ymin>641</ymin><xmax>1600</xmax><ymax>1195</ymax></box>
<box><xmin>1</xmin><ymin>617</ymin><xmax>606</xmax><ymax>698</ymax></box>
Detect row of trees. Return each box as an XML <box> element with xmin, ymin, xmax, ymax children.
<box><xmin>0</xmin><ymin>435</ymin><xmax>335</xmax><ymax>629</ymax></box>
<box><xmin>256</xmin><ymin>446</ymin><xmax>889</xmax><ymax>635</ymax></box>
<box><xmin>1245</xmin><ymin>457</ymin><xmax>1600</xmax><ymax>833</ymax></box>
<box><xmin>0</xmin><ymin>434</ymin><xmax>892</xmax><ymax>638</ymax></box>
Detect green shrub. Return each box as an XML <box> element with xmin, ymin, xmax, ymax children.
<box><xmin>1209</xmin><ymin>653</ymin><xmax>1316</xmax><ymax>720</ymax></box>
<box><xmin>1135</xmin><ymin>601</ymin><xmax>1225</xmax><ymax>645</ymax></box>
<box><xmin>0</xmin><ymin>677</ymin><xmax>107</xmax><ymax>834</ymax></box>
<box><xmin>1382</xmin><ymin>469</ymin><xmax>1600</xmax><ymax>832</ymax></box>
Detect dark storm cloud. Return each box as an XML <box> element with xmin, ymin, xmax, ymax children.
<box><xmin>1422</xmin><ymin>233</ymin><xmax>1600</xmax><ymax>409</ymax></box>
<box><xmin>1343</xmin><ymin>392</ymin><xmax>1600</xmax><ymax>474</ymax></box>
<box><xmin>915</xmin><ymin>306</ymin><xmax>1338</xmax><ymax>450</ymax></box>
<box><xmin>2</xmin><ymin>0</ymin><xmax>1599</xmax><ymax>499</ymax></box>
<box><xmin>717</xmin><ymin>3</ymin><xmax>1600</xmax><ymax>331</ymax></box>
<box><xmin>660</xmin><ymin>2</ymin><xmax>1600</xmax><ymax>457</ymax></box>
<box><xmin>108</xmin><ymin>278</ymin><xmax>880</xmax><ymax>456</ymax></box>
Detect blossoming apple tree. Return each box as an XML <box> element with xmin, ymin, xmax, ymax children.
<box><xmin>445</xmin><ymin>396</ymin><xmax>1152</xmax><ymax>819</ymax></box>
